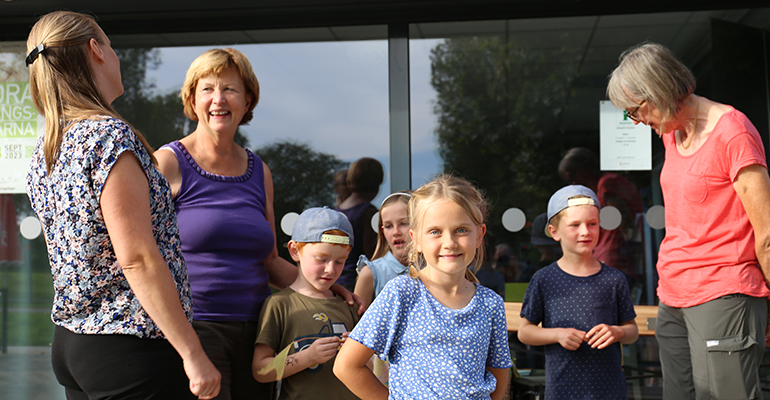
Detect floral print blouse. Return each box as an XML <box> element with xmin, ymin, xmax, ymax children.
<box><xmin>26</xmin><ymin>117</ymin><xmax>192</xmax><ymax>338</ymax></box>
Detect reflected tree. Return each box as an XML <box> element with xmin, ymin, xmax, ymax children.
<box><xmin>111</xmin><ymin>48</ymin><xmax>185</xmax><ymax>148</ymax></box>
<box><xmin>254</xmin><ymin>140</ymin><xmax>346</xmax><ymax>260</ymax></box>
<box><xmin>430</xmin><ymin>37</ymin><xmax>579</xmax><ymax>249</ymax></box>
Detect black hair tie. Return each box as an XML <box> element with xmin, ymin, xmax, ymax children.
<box><xmin>25</xmin><ymin>44</ymin><xmax>45</xmax><ymax>67</ymax></box>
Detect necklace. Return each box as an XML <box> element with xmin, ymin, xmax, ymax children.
<box><xmin>681</xmin><ymin>96</ymin><xmax>700</xmax><ymax>150</ymax></box>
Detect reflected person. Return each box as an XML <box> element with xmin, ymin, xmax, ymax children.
<box><xmin>335</xmin><ymin>157</ymin><xmax>383</xmax><ymax>291</ymax></box>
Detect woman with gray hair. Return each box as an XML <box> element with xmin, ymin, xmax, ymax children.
<box><xmin>607</xmin><ymin>42</ymin><xmax>770</xmax><ymax>399</ymax></box>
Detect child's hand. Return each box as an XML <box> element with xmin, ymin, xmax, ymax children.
<box><xmin>586</xmin><ymin>324</ymin><xmax>624</xmax><ymax>349</ymax></box>
<box><xmin>557</xmin><ymin>328</ymin><xmax>586</xmax><ymax>351</ymax></box>
<box><xmin>306</xmin><ymin>336</ymin><xmax>344</xmax><ymax>365</ymax></box>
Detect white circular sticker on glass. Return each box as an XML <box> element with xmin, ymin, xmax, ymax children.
<box><xmin>20</xmin><ymin>216</ymin><xmax>42</xmax><ymax>240</ymax></box>
<box><xmin>501</xmin><ymin>208</ymin><xmax>526</xmax><ymax>232</ymax></box>
<box><xmin>599</xmin><ymin>206</ymin><xmax>622</xmax><ymax>231</ymax></box>
<box><xmin>646</xmin><ymin>205</ymin><xmax>665</xmax><ymax>230</ymax></box>
<box><xmin>280</xmin><ymin>212</ymin><xmax>300</xmax><ymax>236</ymax></box>
<box><xmin>371</xmin><ymin>213</ymin><xmax>379</xmax><ymax>233</ymax></box>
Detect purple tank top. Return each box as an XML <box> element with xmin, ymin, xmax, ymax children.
<box><xmin>165</xmin><ymin>141</ymin><xmax>274</xmax><ymax>321</ymax></box>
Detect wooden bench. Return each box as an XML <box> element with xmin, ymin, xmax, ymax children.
<box><xmin>505</xmin><ymin>303</ymin><xmax>658</xmax><ymax>336</ymax></box>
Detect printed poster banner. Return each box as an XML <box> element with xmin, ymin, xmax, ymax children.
<box><xmin>0</xmin><ymin>42</ymin><xmax>43</xmax><ymax>194</ymax></box>
<box><xmin>599</xmin><ymin>100</ymin><xmax>652</xmax><ymax>171</ymax></box>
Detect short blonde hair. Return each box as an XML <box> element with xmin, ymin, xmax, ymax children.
<box><xmin>607</xmin><ymin>42</ymin><xmax>695</xmax><ymax>126</ymax></box>
<box><xmin>180</xmin><ymin>48</ymin><xmax>260</xmax><ymax>125</ymax></box>
<box><xmin>408</xmin><ymin>175</ymin><xmax>486</xmax><ymax>283</ymax></box>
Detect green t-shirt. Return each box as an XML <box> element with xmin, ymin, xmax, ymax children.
<box><xmin>256</xmin><ymin>288</ymin><xmax>359</xmax><ymax>400</ymax></box>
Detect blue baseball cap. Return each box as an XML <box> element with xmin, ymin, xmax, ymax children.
<box><xmin>291</xmin><ymin>207</ymin><xmax>354</xmax><ymax>246</ymax></box>
<box><xmin>545</xmin><ymin>185</ymin><xmax>600</xmax><ymax>238</ymax></box>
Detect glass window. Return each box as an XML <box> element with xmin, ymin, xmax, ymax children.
<box><xmin>4</xmin><ymin>6</ymin><xmax>770</xmax><ymax>398</ymax></box>
<box><xmin>409</xmin><ymin>8</ymin><xmax>770</xmax><ymax>305</ymax></box>
<box><xmin>2</xmin><ymin>35</ymin><xmax>389</xmax><ymax>399</ymax></box>
<box><xmin>408</xmin><ymin>8</ymin><xmax>770</xmax><ymax>392</ymax></box>
<box><xmin>119</xmin><ymin>40</ymin><xmax>390</xmax><ymax>258</ymax></box>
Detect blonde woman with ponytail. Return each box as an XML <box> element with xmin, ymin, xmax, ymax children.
<box><xmin>335</xmin><ymin>175</ymin><xmax>511</xmax><ymax>400</ymax></box>
<box><xmin>25</xmin><ymin>11</ymin><xmax>220</xmax><ymax>399</ymax></box>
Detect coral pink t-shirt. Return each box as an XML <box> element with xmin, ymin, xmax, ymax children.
<box><xmin>658</xmin><ymin>108</ymin><xmax>770</xmax><ymax>307</ymax></box>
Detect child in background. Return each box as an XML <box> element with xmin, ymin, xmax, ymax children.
<box><xmin>334</xmin><ymin>175</ymin><xmax>512</xmax><ymax>400</ymax></box>
<box><xmin>252</xmin><ymin>207</ymin><xmax>359</xmax><ymax>400</ymax></box>
<box><xmin>518</xmin><ymin>185</ymin><xmax>638</xmax><ymax>400</ymax></box>
<box><xmin>354</xmin><ymin>191</ymin><xmax>412</xmax><ymax>307</ymax></box>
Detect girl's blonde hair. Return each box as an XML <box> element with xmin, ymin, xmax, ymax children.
<box><xmin>26</xmin><ymin>11</ymin><xmax>153</xmax><ymax>173</ymax></box>
<box><xmin>372</xmin><ymin>191</ymin><xmax>412</xmax><ymax>261</ymax></box>
<box><xmin>407</xmin><ymin>175</ymin><xmax>486</xmax><ymax>284</ymax></box>
<box><xmin>180</xmin><ymin>48</ymin><xmax>260</xmax><ymax>125</ymax></box>
<box><xmin>607</xmin><ymin>42</ymin><xmax>695</xmax><ymax>129</ymax></box>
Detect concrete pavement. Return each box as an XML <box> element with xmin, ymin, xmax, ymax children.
<box><xmin>0</xmin><ymin>346</ymin><xmax>65</xmax><ymax>400</ymax></box>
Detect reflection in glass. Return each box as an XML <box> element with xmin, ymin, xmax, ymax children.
<box><xmin>646</xmin><ymin>205</ymin><xmax>665</xmax><ymax>230</ymax></box>
<box><xmin>600</xmin><ymin>206</ymin><xmax>622</xmax><ymax>231</ymax></box>
<box><xmin>501</xmin><ymin>208</ymin><xmax>526</xmax><ymax>233</ymax></box>
<box><xmin>116</xmin><ymin>41</ymin><xmax>390</xmax><ymax>262</ymax></box>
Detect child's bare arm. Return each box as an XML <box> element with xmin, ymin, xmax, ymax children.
<box><xmin>353</xmin><ymin>265</ymin><xmax>375</xmax><ymax>308</ymax></box>
<box><xmin>253</xmin><ymin>336</ymin><xmax>341</xmax><ymax>382</ymax></box>
<box><xmin>486</xmin><ymin>367</ymin><xmax>509</xmax><ymax>400</ymax></box>
<box><xmin>585</xmin><ymin>319</ymin><xmax>639</xmax><ymax>349</ymax></box>
<box><xmin>518</xmin><ymin>317</ymin><xmax>586</xmax><ymax>351</ymax></box>
<box><xmin>333</xmin><ymin>338</ymin><xmax>388</xmax><ymax>400</ymax></box>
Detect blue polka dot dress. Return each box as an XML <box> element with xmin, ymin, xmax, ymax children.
<box><xmin>349</xmin><ymin>275</ymin><xmax>512</xmax><ymax>399</ymax></box>
<box><xmin>520</xmin><ymin>262</ymin><xmax>636</xmax><ymax>399</ymax></box>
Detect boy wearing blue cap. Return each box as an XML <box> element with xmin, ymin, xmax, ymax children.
<box><xmin>253</xmin><ymin>207</ymin><xmax>359</xmax><ymax>400</ymax></box>
<box><xmin>518</xmin><ymin>185</ymin><xmax>638</xmax><ymax>400</ymax></box>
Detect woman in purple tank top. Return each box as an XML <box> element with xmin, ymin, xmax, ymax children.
<box><xmin>156</xmin><ymin>48</ymin><xmax>361</xmax><ymax>400</ymax></box>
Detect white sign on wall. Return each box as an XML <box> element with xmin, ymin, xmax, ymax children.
<box><xmin>0</xmin><ymin>42</ymin><xmax>43</xmax><ymax>194</ymax></box>
<box><xmin>599</xmin><ymin>100</ymin><xmax>652</xmax><ymax>171</ymax></box>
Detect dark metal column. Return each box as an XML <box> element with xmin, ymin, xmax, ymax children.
<box><xmin>388</xmin><ymin>23</ymin><xmax>412</xmax><ymax>192</ymax></box>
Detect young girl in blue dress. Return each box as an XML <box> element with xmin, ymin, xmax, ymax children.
<box><xmin>334</xmin><ymin>175</ymin><xmax>512</xmax><ymax>400</ymax></box>
<box><xmin>354</xmin><ymin>191</ymin><xmax>412</xmax><ymax>308</ymax></box>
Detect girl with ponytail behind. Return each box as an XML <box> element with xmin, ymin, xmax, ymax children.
<box><xmin>25</xmin><ymin>11</ymin><xmax>219</xmax><ymax>399</ymax></box>
<box><xmin>335</xmin><ymin>175</ymin><xmax>512</xmax><ymax>400</ymax></box>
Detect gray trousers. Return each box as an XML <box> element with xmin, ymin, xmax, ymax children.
<box><xmin>656</xmin><ymin>294</ymin><xmax>767</xmax><ymax>400</ymax></box>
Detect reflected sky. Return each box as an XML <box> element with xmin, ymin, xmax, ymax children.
<box><xmin>144</xmin><ymin>39</ymin><xmax>445</xmax><ymax>203</ymax></box>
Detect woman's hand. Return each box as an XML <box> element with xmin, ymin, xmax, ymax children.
<box><xmin>102</xmin><ymin>152</ymin><xmax>221</xmax><ymax>399</ymax></box>
<box><xmin>184</xmin><ymin>352</ymin><xmax>222</xmax><ymax>399</ymax></box>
